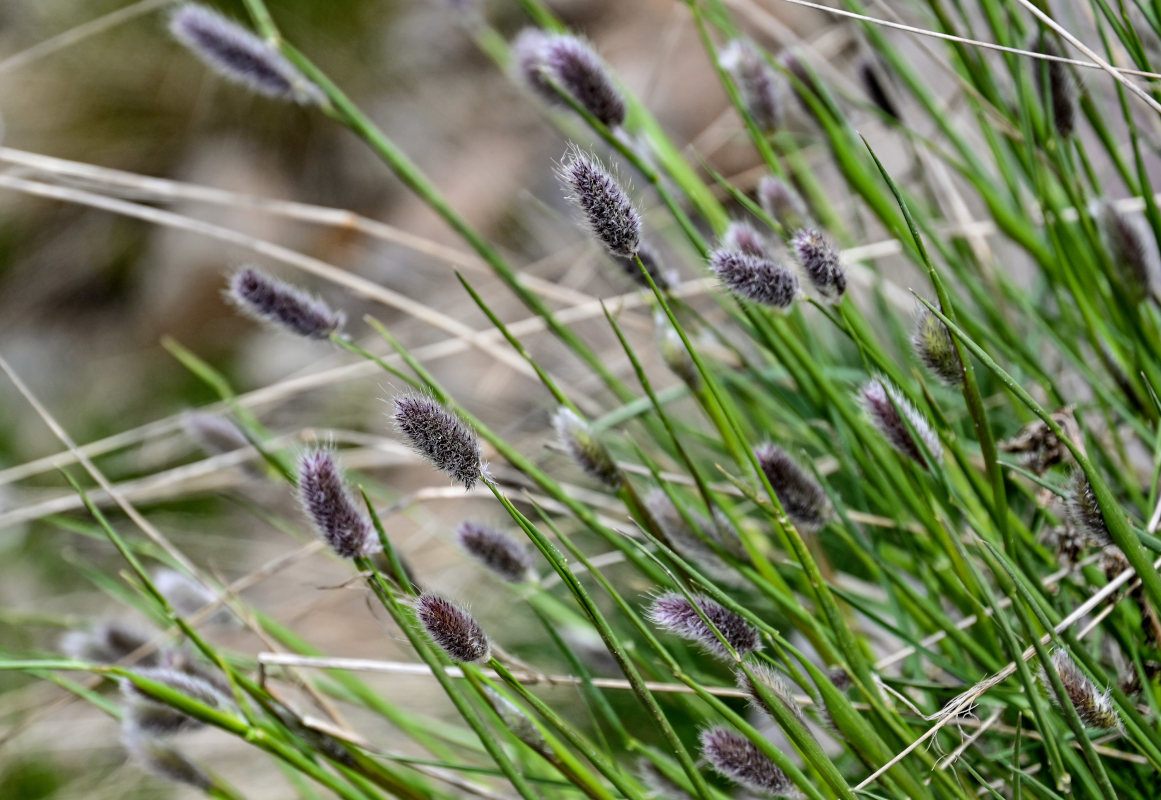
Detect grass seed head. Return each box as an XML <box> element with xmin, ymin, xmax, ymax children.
<box><xmin>121</xmin><ymin>667</ymin><xmax>233</xmax><ymax>735</ymax></box>
<box><xmin>559</xmin><ymin>147</ymin><xmax>642</xmax><ymax>258</ymax></box>
<box><xmin>757</xmin><ymin>177</ymin><xmax>810</xmax><ymax>233</ymax></box>
<box><xmin>791</xmin><ymin>228</ymin><xmax>845</xmax><ymax>301</ymax></box>
<box><xmin>736</xmin><ymin>663</ymin><xmax>808</xmax><ymax>731</ymax></box>
<box><xmin>60</xmin><ymin>622</ymin><xmax>159</xmax><ymax>667</ymax></box>
<box><xmin>722</xmin><ymin>221</ymin><xmax>771</xmax><ymax>259</ymax></box>
<box><xmin>1032</xmin><ymin>39</ymin><xmax>1075</xmax><ymax>138</ymax></box>
<box><xmin>123</xmin><ymin>725</ymin><xmax>213</xmax><ymax>790</ymax></box>
<box><xmin>719</xmin><ymin>40</ymin><xmax>783</xmax><ymax>132</ymax></box>
<box><xmin>859</xmin><ymin>378</ymin><xmax>942</xmax><ymax>467</ymax></box>
<box><xmin>415</xmin><ymin>593</ymin><xmax>491</xmax><ymax>663</ymax></box>
<box><xmin>297</xmin><ymin>449</ymin><xmax>380</xmax><ymax>559</ymax></box>
<box><xmin>552</xmin><ymin>407</ymin><xmax>621</xmax><ymax>489</ymax></box>
<box><xmin>393</xmin><ymin>394</ymin><xmax>484</xmax><ymax>490</ymax></box>
<box><xmin>456</xmin><ymin>521</ymin><xmax>534</xmax><ymax>583</ymax></box>
<box><xmin>170</xmin><ymin>4</ymin><xmax>321</xmax><ymax>104</ymax></box>
<box><xmin>1042</xmin><ymin>649</ymin><xmax>1119</xmax><ymax>729</ymax></box>
<box><xmin>709</xmin><ymin>249</ymin><xmax>799</xmax><ymax>310</ymax></box>
<box><xmin>699</xmin><ymin>726</ymin><xmax>801</xmax><ymax>798</ymax></box>
<box><xmin>912</xmin><ymin>308</ymin><xmax>962</xmax><ymax>386</ymax></box>
<box><xmin>226</xmin><ymin>268</ymin><xmax>344</xmax><ymax>339</ymax></box>
<box><xmin>1063</xmin><ymin>471</ymin><xmax>1112</xmax><ymax>548</ymax></box>
<box><xmin>754</xmin><ymin>443</ymin><xmax>832</xmax><ymax>532</ymax></box>
<box><xmin>647</xmin><ymin>591</ymin><xmax>760</xmax><ymax>660</ymax></box>
<box><xmin>1098</xmin><ymin>202</ymin><xmax>1160</xmax><ymax>304</ymax></box>
<box><xmin>543</xmin><ymin>34</ymin><xmax>626</xmax><ymax>128</ymax></box>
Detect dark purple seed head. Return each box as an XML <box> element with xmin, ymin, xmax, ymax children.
<box><xmin>552</xmin><ymin>407</ymin><xmax>621</xmax><ymax>489</ymax></box>
<box><xmin>60</xmin><ymin>622</ymin><xmax>159</xmax><ymax>666</ymax></box>
<box><xmin>1042</xmin><ymin>649</ymin><xmax>1119</xmax><ymax>729</ymax></box>
<box><xmin>722</xmin><ymin>221</ymin><xmax>770</xmax><ymax>259</ymax></box>
<box><xmin>699</xmin><ymin>726</ymin><xmax>800</xmax><ymax>798</ymax></box>
<box><xmin>647</xmin><ymin>591</ymin><xmax>760</xmax><ymax>660</ymax></box>
<box><xmin>170</xmin><ymin>4</ymin><xmax>321</xmax><ymax>104</ymax></box>
<box><xmin>781</xmin><ymin>52</ymin><xmax>822</xmax><ymax>116</ymax></box>
<box><xmin>859</xmin><ymin>378</ymin><xmax>941</xmax><ymax>466</ymax></box>
<box><xmin>791</xmin><ymin>228</ymin><xmax>845</xmax><ymax>301</ymax></box>
<box><xmin>858</xmin><ymin>59</ymin><xmax>900</xmax><ymax>120</ymax></box>
<box><xmin>415</xmin><ymin>593</ymin><xmax>491</xmax><ymax>663</ymax></box>
<box><xmin>121</xmin><ymin>667</ymin><xmax>233</xmax><ymax>735</ymax></box>
<box><xmin>393</xmin><ymin>394</ymin><xmax>483</xmax><ymax>490</ymax></box>
<box><xmin>456</xmin><ymin>521</ymin><xmax>534</xmax><ymax>583</ymax></box>
<box><xmin>1098</xmin><ymin>202</ymin><xmax>1159</xmax><ymax>304</ymax></box>
<box><xmin>226</xmin><ymin>268</ymin><xmax>344</xmax><ymax>339</ymax></box>
<box><xmin>754</xmin><ymin>443</ymin><xmax>832</xmax><ymax>532</ymax></box>
<box><xmin>757</xmin><ymin>177</ymin><xmax>810</xmax><ymax>233</ymax></box>
<box><xmin>736</xmin><ymin>663</ymin><xmax>808</xmax><ymax>730</ymax></box>
<box><xmin>512</xmin><ymin>28</ymin><xmax>558</xmax><ymax>103</ymax></box>
<box><xmin>122</xmin><ymin>726</ymin><xmax>213</xmax><ymax>790</ymax></box>
<box><xmin>1063</xmin><ymin>471</ymin><xmax>1111</xmax><ymax>548</ymax></box>
<box><xmin>616</xmin><ymin>240</ymin><xmax>673</xmax><ymax>290</ymax></box>
<box><xmin>543</xmin><ymin>34</ymin><xmax>626</xmax><ymax>128</ymax></box>
<box><xmin>912</xmin><ymin>308</ymin><xmax>962</xmax><ymax>386</ymax></box>
<box><xmin>720</xmin><ymin>40</ymin><xmax>783</xmax><ymax>132</ymax></box>
<box><xmin>484</xmin><ymin>687</ymin><xmax>548</xmax><ymax>751</ymax></box>
<box><xmin>709</xmin><ymin>249</ymin><xmax>799</xmax><ymax>310</ymax></box>
<box><xmin>1031</xmin><ymin>39</ymin><xmax>1075</xmax><ymax>138</ymax></box>
<box><xmin>297</xmin><ymin>449</ymin><xmax>380</xmax><ymax>559</ymax></box>
<box><xmin>559</xmin><ymin>147</ymin><xmax>642</xmax><ymax>258</ymax></box>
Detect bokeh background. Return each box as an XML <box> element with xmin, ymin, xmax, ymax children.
<box><xmin>0</xmin><ymin>1</ymin><xmax>968</xmax><ymax>797</ymax></box>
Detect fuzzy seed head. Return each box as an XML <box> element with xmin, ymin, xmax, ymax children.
<box><xmin>123</xmin><ymin>725</ymin><xmax>212</xmax><ymax>790</ymax></box>
<box><xmin>754</xmin><ymin>444</ymin><xmax>832</xmax><ymax>532</ymax></box>
<box><xmin>170</xmin><ymin>4</ymin><xmax>321</xmax><ymax>104</ymax></box>
<box><xmin>616</xmin><ymin>240</ymin><xmax>673</xmax><ymax>290</ymax></box>
<box><xmin>226</xmin><ymin>268</ymin><xmax>344</xmax><ymax>339</ymax></box>
<box><xmin>182</xmin><ymin>413</ymin><xmax>248</xmax><ymax>456</ymax></box>
<box><xmin>60</xmin><ymin>622</ymin><xmax>159</xmax><ymax>666</ymax></box>
<box><xmin>456</xmin><ymin>521</ymin><xmax>534</xmax><ymax>583</ymax></box>
<box><xmin>737</xmin><ymin>663</ymin><xmax>808</xmax><ymax>731</ymax></box>
<box><xmin>297</xmin><ymin>449</ymin><xmax>380</xmax><ymax>559</ymax></box>
<box><xmin>858</xmin><ymin>59</ymin><xmax>900</xmax><ymax>120</ymax></box>
<box><xmin>860</xmin><ymin>378</ymin><xmax>942</xmax><ymax>466</ymax></box>
<box><xmin>781</xmin><ymin>52</ymin><xmax>821</xmax><ymax>115</ymax></box>
<box><xmin>722</xmin><ymin>221</ymin><xmax>771</xmax><ymax>259</ymax></box>
<box><xmin>552</xmin><ymin>407</ymin><xmax>621</xmax><ymax>489</ymax></box>
<box><xmin>647</xmin><ymin>591</ymin><xmax>760</xmax><ymax>660</ymax></box>
<box><xmin>559</xmin><ymin>147</ymin><xmax>642</xmax><ymax>258</ymax></box>
<box><xmin>699</xmin><ymin>726</ymin><xmax>800</xmax><ymax>798</ymax></box>
<box><xmin>720</xmin><ymin>40</ymin><xmax>783</xmax><ymax>132</ymax></box>
<box><xmin>484</xmin><ymin>687</ymin><xmax>548</xmax><ymax>751</ymax></box>
<box><xmin>153</xmin><ymin>569</ymin><xmax>238</xmax><ymax>628</ymax></box>
<box><xmin>415</xmin><ymin>593</ymin><xmax>491</xmax><ymax>663</ymax></box>
<box><xmin>543</xmin><ymin>35</ymin><xmax>626</xmax><ymax>128</ymax></box>
<box><xmin>1063</xmin><ymin>472</ymin><xmax>1111</xmax><ymax>548</ymax></box>
<box><xmin>393</xmin><ymin>394</ymin><xmax>484</xmax><ymax>490</ymax></box>
<box><xmin>757</xmin><ymin>177</ymin><xmax>810</xmax><ymax>233</ymax></box>
<box><xmin>121</xmin><ymin>667</ymin><xmax>233</xmax><ymax>735</ymax></box>
<box><xmin>1042</xmin><ymin>649</ymin><xmax>1119</xmax><ymax>729</ymax></box>
<box><xmin>1099</xmin><ymin>202</ymin><xmax>1160</xmax><ymax>304</ymax></box>
<box><xmin>912</xmin><ymin>309</ymin><xmax>962</xmax><ymax>385</ymax></box>
<box><xmin>1032</xmin><ymin>40</ymin><xmax>1075</xmax><ymax>138</ymax></box>
<box><xmin>709</xmin><ymin>249</ymin><xmax>799</xmax><ymax>310</ymax></box>
<box><xmin>512</xmin><ymin>29</ymin><xmax>557</xmax><ymax>101</ymax></box>
<box><xmin>791</xmin><ymin>228</ymin><xmax>845</xmax><ymax>301</ymax></box>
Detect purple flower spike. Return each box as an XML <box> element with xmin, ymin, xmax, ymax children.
<box><xmin>647</xmin><ymin>591</ymin><xmax>760</xmax><ymax>660</ymax></box>
<box><xmin>859</xmin><ymin>378</ymin><xmax>941</xmax><ymax>467</ymax></box>
<box><xmin>720</xmin><ymin>40</ymin><xmax>783</xmax><ymax>132</ymax></box>
<box><xmin>709</xmin><ymin>249</ymin><xmax>799</xmax><ymax>310</ymax></box>
<box><xmin>456</xmin><ymin>521</ymin><xmax>534</xmax><ymax>583</ymax></box>
<box><xmin>170</xmin><ymin>4</ymin><xmax>321</xmax><ymax>104</ymax></box>
<box><xmin>393</xmin><ymin>394</ymin><xmax>483</xmax><ymax>490</ymax></box>
<box><xmin>791</xmin><ymin>228</ymin><xmax>845</xmax><ymax>301</ymax></box>
<box><xmin>722</xmin><ymin>221</ymin><xmax>770</xmax><ymax>259</ymax></box>
<box><xmin>226</xmin><ymin>268</ymin><xmax>343</xmax><ymax>339</ymax></box>
<box><xmin>559</xmin><ymin>147</ymin><xmax>642</xmax><ymax>259</ymax></box>
<box><xmin>415</xmin><ymin>593</ymin><xmax>491</xmax><ymax>663</ymax></box>
<box><xmin>512</xmin><ymin>29</ymin><xmax>626</xmax><ymax>128</ymax></box>
<box><xmin>297</xmin><ymin>449</ymin><xmax>380</xmax><ymax>559</ymax></box>
<box><xmin>699</xmin><ymin>726</ymin><xmax>801</xmax><ymax>798</ymax></box>
<box><xmin>754</xmin><ymin>443</ymin><xmax>832</xmax><ymax>532</ymax></box>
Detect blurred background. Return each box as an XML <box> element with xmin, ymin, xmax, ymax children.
<box><xmin>0</xmin><ymin>0</ymin><xmax>938</xmax><ymax>797</ymax></box>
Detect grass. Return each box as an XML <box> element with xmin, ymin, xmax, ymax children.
<box><xmin>3</xmin><ymin>0</ymin><xmax>1161</xmax><ymax>798</ymax></box>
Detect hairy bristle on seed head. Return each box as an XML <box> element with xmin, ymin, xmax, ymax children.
<box><xmin>415</xmin><ymin>594</ymin><xmax>491</xmax><ymax>663</ymax></box>
<box><xmin>559</xmin><ymin>147</ymin><xmax>641</xmax><ymax>258</ymax></box>
<box><xmin>719</xmin><ymin>40</ymin><xmax>783</xmax><ymax>132</ymax></box>
<box><xmin>60</xmin><ymin>622</ymin><xmax>159</xmax><ymax>667</ymax></box>
<box><xmin>709</xmin><ymin>249</ymin><xmax>799</xmax><ymax>310</ymax></box>
<box><xmin>1063</xmin><ymin>471</ymin><xmax>1112</xmax><ymax>548</ymax></box>
<box><xmin>153</xmin><ymin>569</ymin><xmax>238</xmax><ymax>628</ymax></box>
<box><xmin>551</xmin><ymin>407</ymin><xmax>621</xmax><ymax>489</ymax></box>
<box><xmin>542</xmin><ymin>35</ymin><xmax>626</xmax><ymax>128</ymax></box>
<box><xmin>912</xmin><ymin>308</ymin><xmax>962</xmax><ymax>385</ymax></box>
<box><xmin>170</xmin><ymin>4</ymin><xmax>321</xmax><ymax>104</ymax></box>
<box><xmin>1098</xmin><ymin>202</ymin><xmax>1160</xmax><ymax>305</ymax></box>
<box><xmin>757</xmin><ymin>176</ymin><xmax>810</xmax><ymax>234</ymax></box>
<box><xmin>1031</xmin><ymin>39</ymin><xmax>1075</xmax><ymax>138</ymax></box>
<box><xmin>456</xmin><ymin>521</ymin><xmax>534</xmax><ymax>583</ymax></box>
<box><xmin>121</xmin><ymin>667</ymin><xmax>233</xmax><ymax>735</ymax></box>
<box><xmin>646</xmin><ymin>591</ymin><xmax>760</xmax><ymax>660</ymax></box>
<box><xmin>225</xmin><ymin>268</ymin><xmax>344</xmax><ymax>339</ymax></box>
<box><xmin>754</xmin><ymin>443</ymin><xmax>832</xmax><ymax>532</ymax></box>
<box><xmin>1042</xmin><ymin>649</ymin><xmax>1119</xmax><ymax>729</ymax></box>
<box><xmin>392</xmin><ymin>394</ymin><xmax>483</xmax><ymax>490</ymax></box>
<box><xmin>722</xmin><ymin>221</ymin><xmax>770</xmax><ymax>259</ymax></box>
<box><xmin>859</xmin><ymin>378</ymin><xmax>942</xmax><ymax>467</ymax></box>
<box><xmin>791</xmin><ymin>228</ymin><xmax>845</xmax><ymax>301</ymax></box>
<box><xmin>122</xmin><ymin>725</ymin><xmax>213</xmax><ymax>790</ymax></box>
<box><xmin>699</xmin><ymin>726</ymin><xmax>801</xmax><ymax>798</ymax></box>
<box><xmin>736</xmin><ymin>663</ymin><xmax>808</xmax><ymax>730</ymax></box>
<box><xmin>297</xmin><ymin>449</ymin><xmax>380</xmax><ymax>559</ymax></box>
<box><xmin>483</xmin><ymin>687</ymin><xmax>548</xmax><ymax>751</ymax></box>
